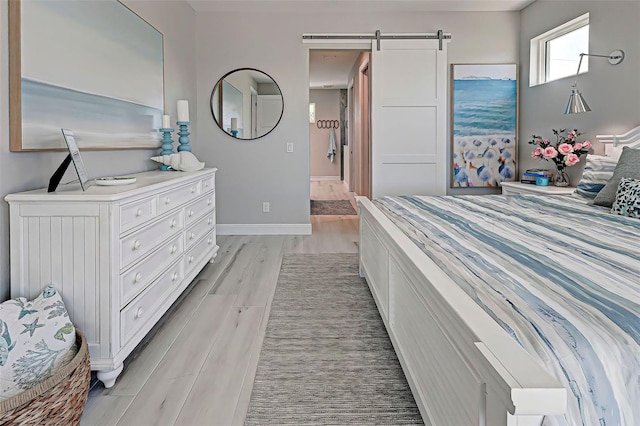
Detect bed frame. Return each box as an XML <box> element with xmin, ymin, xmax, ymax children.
<box><xmin>355</xmin><ymin>124</ymin><xmax>640</xmax><ymax>426</ymax></box>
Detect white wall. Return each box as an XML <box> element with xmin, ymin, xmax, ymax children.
<box><xmin>519</xmin><ymin>0</ymin><xmax>640</xmax><ymax>184</ymax></box>
<box><xmin>0</xmin><ymin>0</ymin><xmax>197</xmax><ymax>299</ymax></box>
<box><xmin>195</xmin><ymin>9</ymin><xmax>521</xmax><ymax>228</ymax></box>
<box><xmin>310</xmin><ymin>89</ymin><xmax>341</xmax><ymax>178</ymax></box>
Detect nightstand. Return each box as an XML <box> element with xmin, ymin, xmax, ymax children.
<box><xmin>500</xmin><ymin>182</ymin><xmax>576</xmax><ymax>196</ymax></box>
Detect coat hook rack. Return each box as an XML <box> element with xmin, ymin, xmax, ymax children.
<box><xmin>316</xmin><ymin>120</ymin><xmax>339</xmax><ymax>129</ymax></box>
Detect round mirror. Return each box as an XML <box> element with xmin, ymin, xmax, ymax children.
<box><xmin>210</xmin><ymin>68</ymin><xmax>284</xmax><ymax>140</ymax></box>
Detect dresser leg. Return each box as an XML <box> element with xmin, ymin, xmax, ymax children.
<box><xmin>209</xmin><ymin>250</ymin><xmax>218</xmax><ymax>264</ymax></box>
<box><xmin>97</xmin><ymin>364</ymin><xmax>124</xmax><ymax>388</ymax></box>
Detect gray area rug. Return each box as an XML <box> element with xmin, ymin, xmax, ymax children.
<box><xmin>310</xmin><ymin>199</ymin><xmax>357</xmax><ymax>216</ymax></box>
<box><xmin>245</xmin><ymin>254</ymin><xmax>423</xmax><ymax>425</ymax></box>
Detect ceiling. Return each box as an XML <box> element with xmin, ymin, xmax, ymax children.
<box><xmin>185</xmin><ymin>0</ymin><xmax>535</xmax><ymax>13</ymax></box>
<box><xmin>309</xmin><ymin>51</ymin><xmax>361</xmax><ymax>89</ymax></box>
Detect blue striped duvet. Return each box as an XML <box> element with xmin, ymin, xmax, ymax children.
<box><xmin>374</xmin><ymin>195</ymin><xmax>640</xmax><ymax>426</ymax></box>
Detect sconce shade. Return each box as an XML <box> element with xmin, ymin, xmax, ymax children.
<box><xmin>565</xmin><ymin>87</ymin><xmax>591</xmax><ymax>114</ymax></box>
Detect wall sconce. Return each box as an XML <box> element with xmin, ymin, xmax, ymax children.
<box><xmin>565</xmin><ymin>50</ymin><xmax>624</xmax><ymax>114</ymax></box>
<box><xmin>309</xmin><ymin>103</ymin><xmax>316</xmax><ymax>123</ymax></box>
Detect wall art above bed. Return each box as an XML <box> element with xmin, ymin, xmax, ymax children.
<box><xmin>9</xmin><ymin>0</ymin><xmax>164</xmax><ymax>151</ymax></box>
<box><xmin>450</xmin><ymin>63</ymin><xmax>518</xmax><ymax>188</ymax></box>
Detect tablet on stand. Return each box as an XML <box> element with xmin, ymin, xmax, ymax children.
<box><xmin>48</xmin><ymin>129</ymin><xmax>90</xmax><ymax>192</ymax></box>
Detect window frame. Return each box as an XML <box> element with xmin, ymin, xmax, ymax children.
<box><xmin>529</xmin><ymin>13</ymin><xmax>589</xmax><ymax>87</ymax></box>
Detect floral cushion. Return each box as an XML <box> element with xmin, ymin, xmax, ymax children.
<box><xmin>0</xmin><ymin>285</ymin><xmax>77</xmax><ymax>401</ymax></box>
<box><xmin>574</xmin><ymin>154</ymin><xmax>618</xmax><ymax>199</ymax></box>
<box><xmin>611</xmin><ymin>178</ymin><xmax>640</xmax><ymax>219</ymax></box>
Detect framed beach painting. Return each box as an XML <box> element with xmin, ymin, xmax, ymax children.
<box><xmin>9</xmin><ymin>0</ymin><xmax>164</xmax><ymax>151</ymax></box>
<box><xmin>450</xmin><ymin>64</ymin><xmax>518</xmax><ymax>188</ymax></box>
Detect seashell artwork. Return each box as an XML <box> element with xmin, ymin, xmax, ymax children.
<box><xmin>150</xmin><ymin>152</ymin><xmax>205</xmax><ymax>172</ymax></box>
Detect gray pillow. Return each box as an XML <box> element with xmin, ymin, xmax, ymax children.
<box><xmin>593</xmin><ymin>147</ymin><xmax>640</xmax><ymax>207</ymax></box>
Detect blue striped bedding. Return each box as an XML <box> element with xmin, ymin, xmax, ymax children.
<box><xmin>373</xmin><ymin>195</ymin><xmax>640</xmax><ymax>426</ymax></box>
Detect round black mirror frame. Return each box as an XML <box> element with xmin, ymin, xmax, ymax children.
<box><xmin>210</xmin><ymin>68</ymin><xmax>284</xmax><ymax>141</ymax></box>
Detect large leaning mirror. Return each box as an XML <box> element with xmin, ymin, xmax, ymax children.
<box><xmin>210</xmin><ymin>68</ymin><xmax>284</xmax><ymax>140</ymax></box>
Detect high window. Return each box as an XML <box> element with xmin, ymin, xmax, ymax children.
<box><xmin>530</xmin><ymin>13</ymin><xmax>589</xmax><ymax>86</ymax></box>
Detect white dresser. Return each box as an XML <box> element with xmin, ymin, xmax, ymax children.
<box><xmin>6</xmin><ymin>169</ymin><xmax>218</xmax><ymax>387</ymax></box>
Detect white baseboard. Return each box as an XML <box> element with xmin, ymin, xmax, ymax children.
<box><xmin>217</xmin><ymin>223</ymin><xmax>312</xmax><ymax>235</ymax></box>
<box><xmin>311</xmin><ymin>176</ymin><xmax>341</xmax><ymax>181</ymax></box>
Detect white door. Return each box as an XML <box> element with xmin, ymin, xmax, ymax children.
<box><xmin>257</xmin><ymin>95</ymin><xmax>283</xmax><ymax>137</ymax></box>
<box><xmin>371</xmin><ymin>39</ymin><xmax>448</xmax><ymax>197</ymax></box>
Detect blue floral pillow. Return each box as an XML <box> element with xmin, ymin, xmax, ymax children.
<box><xmin>611</xmin><ymin>177</ymin><xmax>640</xmax><ymax>219</ymax></box>
<box><xmin>0</xmin><ymin>285</ymin><xmax>76</xmax><ymax>400</ymax></box>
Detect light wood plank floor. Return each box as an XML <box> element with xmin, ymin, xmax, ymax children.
<box><xmin>82</xmin><ymin>180</ymin><xmax>358</xmax><ymax>426</ymax></box>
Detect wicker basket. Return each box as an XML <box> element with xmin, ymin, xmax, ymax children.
<box><xmin>0</xmin><ymin>329</ymin><xmax>90</xmax><ymax>425</ymax></box>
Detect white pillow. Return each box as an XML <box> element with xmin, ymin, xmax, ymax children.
<box><xmin>0</xmin><ymin>285</ymin><xmax>77</xmax><ymax>400</ymax></box>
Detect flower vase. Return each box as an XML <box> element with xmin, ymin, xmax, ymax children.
<box><xmin>554</xmin><ymin>166</ymin><xmax>570</xmax><ymax>187</ymax></box>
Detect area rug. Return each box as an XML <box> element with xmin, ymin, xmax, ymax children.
<box><xmin>244</xmin><ymin>254</ymin><xmax>423</xmax><ymax>425</ymax></box>
<box><xmin>310</xmin><ymin>199</ymin><xmax>357</xmax><ymax>216</ymax></box>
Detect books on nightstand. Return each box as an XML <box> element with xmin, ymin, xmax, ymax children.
<box><xmin>521</xmin><ymin>169</ymin><xmax>554</xmax><ymax>184</ymax></box>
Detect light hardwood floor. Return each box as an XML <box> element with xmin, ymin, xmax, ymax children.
<box><xmin>82</xmin><ymin>181</ymin><xmax>358</xmax><ymax>426</ymax></box>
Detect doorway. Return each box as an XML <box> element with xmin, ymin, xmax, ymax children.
<box><xmin>308</xmin><ymin>48</ymin><xmax>372</xmax><ymax>210</ymax></box>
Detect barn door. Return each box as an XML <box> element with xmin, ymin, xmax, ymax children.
<box><xmin>370</xmin><ymin>38</ymin><xmax>448</xmax><ymax>197</ymax></box>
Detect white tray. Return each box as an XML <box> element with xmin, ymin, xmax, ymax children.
<box><xmin>95</xmin><ymin>177</ymin><xmax>137</xmax><ymax>186</ymax></box>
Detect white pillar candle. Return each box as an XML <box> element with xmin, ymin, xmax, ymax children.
<box><xmin>231</xmin><ymin>118</ymin><xmax>238</xmax><ymax>131</ymax></box>
<box><xmin>177</xmin><ymin>100</ymin><xmax>189</xmax><ymax>122</ymax></box>
<box><xmin>162</xmin><ymin>115</ymin><xmax>171</xmax><ymax>129</ymax></box>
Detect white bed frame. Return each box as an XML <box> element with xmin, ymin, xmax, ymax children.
<box><xmin>355</xmin><ymin>124</ymin><xmax>640</xmax><ymax>426</ymax></box>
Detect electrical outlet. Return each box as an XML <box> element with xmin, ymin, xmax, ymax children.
<box><xmin>262</xmin><ymin>202</ymin><xmax>270</xmax><ymax>213</ymax></box>
<box><xmin>286</xmin><ymin>143</ymin><xmax>294</xmax><ymax>153</ymax></box>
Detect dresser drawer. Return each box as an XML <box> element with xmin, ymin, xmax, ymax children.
<box><xmin>120</xmin><ymin>260</ymin><xmax>184</xmax><ymax>347</ymax></box>
<box><xmin>120</xmin><ymin>196</ymin><xmax>157</xmax><ymax>233</ymax></box>
<box><xmin>185</xmin><ymin>194</ymin><xmax>215</xmax><ymax>226</ymax></box>
<box><xmin>120</xmin><ymin>234</ymin><xmax>185</xmax><ymax>307</ymax></box>
<box><xmin>120</xmin><ymin>210</ymin><xmax>184</xmax><ymax>269</ymax></box>
<box><xmin>158</xmin><ymin>181</ymin><xmax>202</xmax><ymax>214</ymax></box>
<box><xmin>201</xmin><ymin>175</ymin><xmax>215</xmax><ymax>193</ymax></box>
<box><xmin>185</xmin><ymin>212</ymin><xmax>215</xmax><ymax>250</ymax></box>
<box><xmin>185</xmin><ymin>231</ymin><xmax>216</xmax><ymax>276</ymax></box>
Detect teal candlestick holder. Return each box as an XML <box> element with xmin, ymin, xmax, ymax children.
<box><xmin>177</xmin><ymin>121</ymin><xmax>191</xmax><ymax>152</ymax></box>
<box><xmin>230</xmin><ymin>130</ymin><xmax>238</xmax><ymax>138</ymax></box>
<box><xmin>158</xmin><ymin>128</ymin><xmax>175</xmax><ymax>171</ymax></box>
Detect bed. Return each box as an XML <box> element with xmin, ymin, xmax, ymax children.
<box><xmin>356</xmin><ymin>128</ymin><xmax>640</xmax><ymax>426</ymax></box>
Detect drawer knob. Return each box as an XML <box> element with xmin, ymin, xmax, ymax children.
<box><xmin>207</xmin><ymin>198</ymin><xmax>212</xmax><ymax>206</ymax></box>
<box><xmin>189</xmin><ymin>210</ymin><xmax>194</xmax><ymax>217</ymax></box>
<box><xmin>205</xmin><ymin>181</ymin><xmax>210</xmax><ymax>187</ymax></box>
<box><xmin>170</xmin><ymin>219</ymin><xmax>177</xmax><ymax>228</ymax></box>
<box><xmin>165</xmin><ymin>197</ymin><xmax>171</xmax><ymax>205</ymax></box>
<box><xmin>135</xmin><ymin>307</ymin><xmax>144</xmax><ymax>319</ymax></box>
<box><xmin>134</xmin><ymin>272</ymin><xmax>142</xmax><ymax>283</ymax></box>
<box><xmin>133</xmin><ymin>240</ymin><xmax>141</xmax><ymax>250</ymax></box>
<box><xmin>136</xmin><ymin>208</ymin><xmax>143</xmax><ymax>217</ymax></box>
<box><xmin>207</xmin><ymin>217</ymin><xmax>213</xmax><ymax>225</ymax></box>
<box><xmin>190</xmin><ymin>232</ymin><xmax>196</xmax><ymax>240</ymax></box>
<box><xmin>191</xmin><ymin>187</ymin><xmax>196</xmax><ymax>193</ymax></box>
<box><xmin>170</xmin><ymin>244</ymin><xmax>177</xmax><ymax>254</ymax></box>
<box><xmin>189</xmin><ymin>255</ymin><xmax>195</xmax><ymax>263</ymax></box>
<box><xmin>208</xmin><ymin>238</ymin><xmax>213</xmax><ymax>245</ymax></box>
<box><xmin>172</xmin><ymin>272</ymin><xmax>179</xmax><ymax>282</ymax></box>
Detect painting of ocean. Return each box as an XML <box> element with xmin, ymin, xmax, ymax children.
<box><xmin>12</xmin><ymin>0</ymin><xmax>164</xmax><ymax>151</ymax></box>
<box><xmin>451</xmin><ymin>64</ymin><xmax>517</xmax><ymax>188</ymax></box>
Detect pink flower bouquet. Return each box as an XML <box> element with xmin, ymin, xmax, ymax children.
<box><xmin>529</xmin><ymin>129</ymin><xmax>591</xmax><ymax>172</ymax></box>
